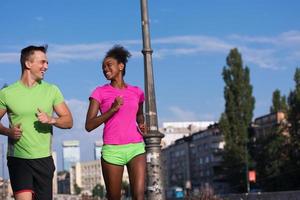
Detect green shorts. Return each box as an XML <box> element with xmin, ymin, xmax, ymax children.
<box><xmin>101</xmin><ymin>142</ymin><xmax>145</xmax><ymax>166</ymax></box>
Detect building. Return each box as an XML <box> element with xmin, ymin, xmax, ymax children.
<box><xmin>54</xmin><ymin>194</ymin><xmax>80</xmax><ymax>200</ymax></box>
<box><xmin>160</xmin><ymin>121</ymin><xmax>215</xmax><ymax>148</ymax></box>
<box><xmin>52</xmin><ymin>151</ymin><xmax>58</xmax><ymax>194</ymax></box>
<box><xmin>70</xmin><ymin>160</ymin><xmax>103</xmax><ymax>195</ymax></box>
<box><xmin>189</xmin><ymin>124</ymin><xmax>228</xmax><ymax>193</ymax></box>
<box><xmin>162</xmin><ymin>124</ymin><xmax>229</xmax><ymax>195</ymax></box>
<box><xmin>62</xmin><ymin>140</ymin><xmax>80</xmax><ymax>171</ymax></box>
<box><xmin>252</xmin><ymin>111</ymin><xmax>289</xmax><ymax>138</ymax></box>
<box><xmin>0</xmin><ymin>178</ymin><xmax>12</xmax><ymax>199</ymax></box>
<box><xmin>94</xmin><ymin>141</ymin><xmax>103</xmax><ymax>160</ymax></box>
<box><xmin>57</xmin><ymin>171</ymin><xmax>70</xmax><ymax>194</ymax></box>
<box><xmin>70</xmin><ymin>160</ymin><xmax>130</xmax><ymax>196</ymax></box>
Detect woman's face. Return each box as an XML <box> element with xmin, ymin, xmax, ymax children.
<box><xmin>102</xmin><ymin>57</ymin><xmax>123</xmax><ymax>80</ymax></box>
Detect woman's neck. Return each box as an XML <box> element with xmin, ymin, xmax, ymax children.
<box><xmin>110</xmin><ymin>80</ymin><xmax>126</xmax><ymax>89</ymax></box>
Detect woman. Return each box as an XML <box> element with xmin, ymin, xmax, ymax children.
<box><xmin>85</xmin><ymin>45</ymin><xmax>146</xmax><ymax>200</ymax></box>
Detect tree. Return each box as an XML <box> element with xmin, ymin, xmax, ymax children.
<box><xmin>74</xmin><ymin>183</ymin><xmax>82</xmax><ymax>195</ymax></box>
<box><xmin>219</xmin><ymin>48</ymin><xmax>255</xmax><ymax>193</ymax></box>
<box><xmin>92</xmin><ymin>184</ymin><xmax>105</xmax><ymax>198</ymax></box>
<box><xmin>252</xmin><ymin>126</ymin><xmax>290</xmax><ymax>191</ymax></box>
<box><xmin>122</xmin><ymin>181</ymin><xmax>130</xmax><ymax>198</ymax></box>
<box><xmin>287</xmin><ymin>67</ymin><xmax>300</xmax><ymax>189</ymax></box>
<box><xmin>270</xmin><ymin>89</ymin><xmax>288</xmax><ymax>113</ymax></box>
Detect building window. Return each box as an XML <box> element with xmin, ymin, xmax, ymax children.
<box><xmin>199</xmin><ymin>158</ymin><xmax>203</xmax><ymax>165</ymax></box>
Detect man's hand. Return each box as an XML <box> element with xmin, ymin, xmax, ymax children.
<box><xmin>37</xmin><ymin>108</ymin><xmax>56</xmax><ymax>125</ymax></box>
<box><xmin>8</xmin><ymin>124</ymin><xmax>22</xmax><ymax>140</ymax></box>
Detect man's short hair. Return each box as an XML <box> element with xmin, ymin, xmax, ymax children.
<box><xmin>20</xmin><ymin>45</ymin><xmax>48</xmax><ymax>72</ymax></box>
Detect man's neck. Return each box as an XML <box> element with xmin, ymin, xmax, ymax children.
<box><xmin>20</xmin><ymin>72</ymin><xmax>39</xmax><ymax>87</ymax></box>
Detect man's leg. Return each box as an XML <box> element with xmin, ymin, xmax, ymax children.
<box><xmin>31</xmin><ymin>156</ymin><xmax>55</xmax><ymax>200</ymax></box>
<box><xmin>7</xmin><ymin>157</ymin><xmax>34</xmax><ymax>200</ymax></box>
<box><xmin>14</xmin><ymin>192</ymin><xmax>33</xmax><ymax>200</ymax></box>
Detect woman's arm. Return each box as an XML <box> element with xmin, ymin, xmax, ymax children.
<box><xmin>85</xmin><ymin>97</ymin><xmax>123</xmax><ymax>132</ymax></box>
<box><xmin>136</xmin><ymin>102</ymin><xmax>146</xmax><ymax>134</ymax></box>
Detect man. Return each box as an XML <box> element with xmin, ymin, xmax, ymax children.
<box><xmin>0</xmin><ymin>45</ymin><xmax>73</xmax><ymax>200</ymax></box>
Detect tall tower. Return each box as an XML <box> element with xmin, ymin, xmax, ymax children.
<box><xmin>94</xmin><ymin>141</ymin><xmax>103</xmax><ymax>160</ymax></box>
<box><xmin>62</xmin><ymin>140</ymin><xmax>80</xmax><ymax>171</ymax></box>
<box><xmin>52</xmin><ymin>151</ymin><xmax>58</xmax><ymax>194</ymax></box>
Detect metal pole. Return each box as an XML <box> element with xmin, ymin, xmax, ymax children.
<box><xmin>139</xmin><ymin>0</ymin><xmax>165</xmax><ymax>199</ymax></box>
<box><xmin>245</xmin><ymin>138</ymin><xmax>250</xmax><ymax>193</ymax></box>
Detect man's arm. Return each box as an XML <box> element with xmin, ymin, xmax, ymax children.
<box><xmin>37</xmin><ymin>102</ymin><xmax>73</xmax><ymax>129</ymax></box>
<box><xmin>0</xmin><ymin>109</ymin><xmax>22</xmax><ymax>140</ymax></box>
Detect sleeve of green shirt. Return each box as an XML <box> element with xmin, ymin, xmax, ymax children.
<box><xmin>52</xmin><ymin>84</ymin><xmax>65</xmax><ymax>106</ymax></box>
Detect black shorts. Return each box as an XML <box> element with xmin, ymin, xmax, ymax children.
<box><xmin>7</xmin><ymin>156</ymin><xmax>55</xmax><ymax>200</ymax></box>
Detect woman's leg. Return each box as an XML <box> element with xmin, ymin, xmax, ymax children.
<box><xmin>127</xmin><ymin>154</ymin><xmax>146</xmax><ymax>200</ymax></box>
<box><xmin>101</xmin><ymin>158</ymin><xmax>124</xmax><ymax>200</ymax></box>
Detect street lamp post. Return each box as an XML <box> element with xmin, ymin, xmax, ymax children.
<box><xmin>140</xmin><ymin>0</ymin><xmax>165</xmax><ymax>200</ymax></box>
<box><xmin>245</xmin><ymin>143</ymin><xmax>250</xmax><ymax>193</ymax></box>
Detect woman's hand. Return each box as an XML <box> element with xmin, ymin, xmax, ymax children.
<box><xmin>138</xmin><ymin>123</ymin><xmax>148</xmax><ymax>136</ymax></box>
<box><xmin>110</xmin><ymin>96</ymin><xmax>123</xmax><ymax>112</ymax></box>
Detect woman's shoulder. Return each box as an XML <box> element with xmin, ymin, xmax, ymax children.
<box><xmin>94</xmin><ymin>84</ymin><xmax>111</xmax><ymax>91</ymax></box>
<box><xmin>127</xmin><ymin>84</ymin><xmax>143</xmax><ymax>91</ymax></box>
<box><xmin>126</xmin><ymin>84</ymin><xmax>144</xmax><ymax>97</ymax></box>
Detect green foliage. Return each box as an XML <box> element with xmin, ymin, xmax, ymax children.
<box><xmin>253</xmin><ymin>67</ymin><xmax>300</xmax><ymax>191</ymax></box>
<box><xmin>122</xmin><ymin>181</ymin><xmax>130</xmax><ymax>197</ymax></box>
<box><xmin>270</xmin><ymin>89</ymin><xmax>288</xmax><ymax>113</ymax></box>
<box><xmin>288</xmin><ymin>68</ymin><xmax>300</xmax><ymax>137</ymax></box>
<box><xmin>286</xmin><ymin>67</ymin><xmax>300</xmax><ymax>189</ymax></box>
<box><xmin>74</xmin><ymin>183</ymin><xmax>82</xmax><ymax>195</ymax></box>
<box><xmin>92</xmin><ymin>184</ymin><xmax>105</xmax><ymax>198</ymax></box>
<box><xmin>219</xmin><ymin>48</ymin><xmax>255</xmax><ymax>193</ymax></box>
<box><xmin>252</xmin><ymin>127</ymin><xmax>290</xmax><ymax>191</ymax></box>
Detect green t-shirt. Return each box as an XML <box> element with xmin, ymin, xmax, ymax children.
<box><xmin>0</xmin><ymin>80</ymin><xmax>64</xmax><ymax>159</ymax></box>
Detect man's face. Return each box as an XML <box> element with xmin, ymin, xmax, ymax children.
<box><xmin>27</xmin><ymin>51</ymin><xmax>48</xmax><ymax>81</ymax></box>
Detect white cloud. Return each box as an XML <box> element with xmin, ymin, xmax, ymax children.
<box><xmin>161</xmin><ymin>106</ymin><xmax>218</xmax><ymax>122</ymax></box>
<box><xmin>65</xmin><ymin>99</ymin><xmax>88</xmax><ymax>130</ymax></box>
<box><xmin>0</xmin><ymin>53</ymin><xmax>19</xmax><ymax>63</ymax></box>
<box><xmin>168</xmin><ymin>106</ymin><xmax>198</xmax><ymax>121</ymax></box>
<box><xmin>289</xmin><ymin>51</ymin><xmax>300</xmax><ymax>62</ymax></box>
<box><xmin>1</xmin><ymin>31</ymin><xmax>300</xmax><ymax>69</ymax></box>
<box><xmin>228</xmin><ymin>31</ymin><xmax>300</xmax><ymax>46</ymax></box>
<box><xmin>64</xmin><ymin>98</ymin><xmax>103</xmax><ymax>134</ymax></box>
<box><xmin>240</xmin><ymin>47</ymin><xmax>282</xmax><ymax>69</ymax></box>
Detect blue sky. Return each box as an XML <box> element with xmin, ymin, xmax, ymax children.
<box><xmin>0</xmin><ymin>0</ymin><xmax>300</xmax><ymax>175</ymax></box>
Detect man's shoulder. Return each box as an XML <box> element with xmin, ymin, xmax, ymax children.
<box><xmin>40</xmin><ymin>80</ymin><xmax>54</xmax><ymax>87</ymax></box>
<box><xmin>40</xmin><ymin>81</ymin><xmax>60</xmax><ymax>90</ymax></box>
<box><xmin>0</xmin><ymin>81</ymin><xmax>20</xmax><ymax>93</ymax></box>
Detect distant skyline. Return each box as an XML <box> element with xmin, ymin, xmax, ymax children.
<box><xmin>1</xmin><ymin>1</ymin><xmax>300</xmax><ymax>176</ymax></box>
